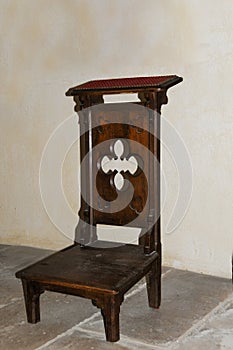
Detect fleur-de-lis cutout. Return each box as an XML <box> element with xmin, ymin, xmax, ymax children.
<box><xmin>101</xmin><ymin>140</ymin><xmax>138</xmax><ymax>190</ymax></box>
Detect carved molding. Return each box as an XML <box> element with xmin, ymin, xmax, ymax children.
<box><xmin>73</xmin><ymin>94</ymin><xmax>104</xmax><ymax>112</ymax></box>
<box><xmin>138</xmin><ymin>89</ymin><xmax>168</xmax><ymax>112</ymax></box>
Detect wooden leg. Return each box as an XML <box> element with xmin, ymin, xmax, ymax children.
<box><xmin>22</xmin><ymin>279</ymin><xmax>43</xmax><ymax>323</ymax></box>
<box><xmin>146</xmin><ymin>258</ymin><xmax>161</xmax><ymax>309</ymax></box>
<box><xmin>100</xmin><ymin>296</ymin><xmax>121</xmax><ymax>342</ymax></box>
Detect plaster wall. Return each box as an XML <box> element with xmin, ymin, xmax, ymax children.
<box><xmin>0</xmin><ymin>0</ymin><xmax>232</xmax><ymax>278</ymax></box>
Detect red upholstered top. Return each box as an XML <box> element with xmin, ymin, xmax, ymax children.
<box><xmin>66</xmin><ymin>75</ymin><xmax>182</xmax><ymax>96</ymax></box>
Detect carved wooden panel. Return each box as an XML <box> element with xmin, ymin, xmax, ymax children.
<box><xmin>85</xmin><ymin>105</ymin><xmax>153</xmax><ymax>228</ymax></box>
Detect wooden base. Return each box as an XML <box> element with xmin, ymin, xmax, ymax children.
<box><xmin>17</xmin><ymin>243</ymin><xmax>159</xmax><ymax>342</ymax></box>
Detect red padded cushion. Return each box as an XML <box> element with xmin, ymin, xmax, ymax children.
<box><xmin>66</xmin><ymin>75</ymin><xmax>182</xmax><ymax>95</ymax></box>
<box><xmin>75</xmin><ymin>76</ymin><xmax>176</xmax><ymax>90</ymax></box>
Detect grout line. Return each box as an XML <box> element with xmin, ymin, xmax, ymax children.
<box><xmin>170</xmin><ymin>292</ymin><xmax>233</xmax><ymax>349</ymax></box>
<box><xmin>115</xmin><ymin>334</ymin><xmax>172</xmax><ymax>350</ymax></box>
<box><xmin>124</xmin><ymin>269</ymin><xmax>173</xmax><ymax>300</ymax></box>
<box><xmin>0</xmin><ymin>297</ymin><xmax>22</xmax><ymax>309</ymax></box>
<box><xmin>35</xmin><ymin>269</ymin><xmax>173</xmax><ymax>349</ymax></box>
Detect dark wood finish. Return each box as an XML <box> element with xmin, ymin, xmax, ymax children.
<box><xmin>21</xmin><ymin>279</ymin><xmax>44</xmax><ymax>323</ymax></box>
<box><xmin>16</xmin><ymin>75</ymin><xmax>182</xmax><ymax>342</ymax></box>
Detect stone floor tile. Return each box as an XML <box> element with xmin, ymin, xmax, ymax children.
<box><xmin>0</xmin><ymin>245</ymin><xmax>97</xmax><ymax>350</ymax></box>
<box><xmin>46</xmin><ymin>332</ymin><xmax>133</xmax><ymax>350</ymax></box>
<box><xmin>0</xmin><ymin>244</ymin><xmax>53</xmax><ymax>307</ymax></box>
<box><xmin>80</xmin><ymin>269</ymin><xmax>232</xmax><ymax>346</ymax></box>
<box><xmin>176</xmin><ymin>298</ymin><xmax>233</xmax><ymax>350</ymax></box>
<box><xmin>0</xmin><ymin>294</ymin><xmax>97</xmax><ymax>350</ymax></box>
<box><xmin>0</xmin><ymin>244</ymin><xmax>53</xmax><ymax>272</ymax></box>
<box><xmin>0</xmin><ymin>244</ymin><xmax>232</xmax><ymax>350</ymax></box>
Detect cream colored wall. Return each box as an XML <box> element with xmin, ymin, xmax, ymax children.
<box><xmin>1</xmin><ymin>0</ymin><xmax>232</xmax><ymax>278</ymax></box>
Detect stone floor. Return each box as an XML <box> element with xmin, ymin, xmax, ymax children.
<box><xmin>0</xmin><ymin>244</ymin><xmax>232</xmax><ymax>350</ymax></box>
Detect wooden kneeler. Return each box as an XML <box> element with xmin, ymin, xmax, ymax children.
<box><xmin>16</xmin><ymin>75</ymin><xmax>182</xmax><ymax>342</ymax></box>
